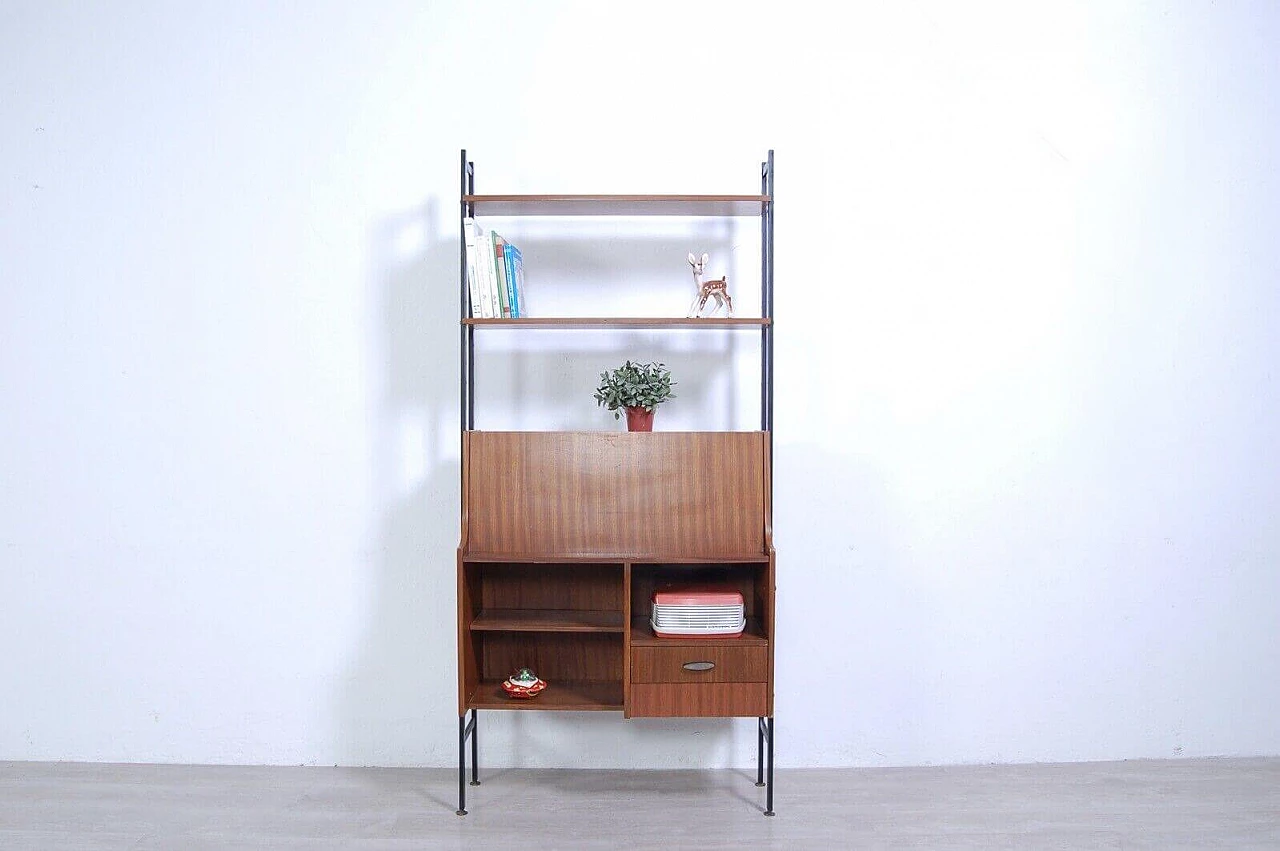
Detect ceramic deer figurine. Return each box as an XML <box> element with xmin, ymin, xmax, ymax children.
<box><xmin>687</xmin><ymin>252</ymin><xmax>734</xmax><ymax>318</ymax></box>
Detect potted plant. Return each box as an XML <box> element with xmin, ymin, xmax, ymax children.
<box><xmin>593</xmin><ymin>360</ymin><xmax>676</xmax><ymax>432</ymax></box>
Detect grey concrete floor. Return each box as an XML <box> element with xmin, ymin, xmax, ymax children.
<box><xmin>1</xmin><ymin>758</ymin><xmax>1277</xmax><ymax>850</ymax></box>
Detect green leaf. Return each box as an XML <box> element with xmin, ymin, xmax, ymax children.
<box><xmin>593</xmin><ymin>359</ymin><xmax>675</xmax><ymax>414</ymax></box>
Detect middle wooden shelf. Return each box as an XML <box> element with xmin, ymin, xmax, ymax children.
<box><xmin>470</xmin><ymin>609</ymin><xmax>626</xmax><ymax>633</ymax></box>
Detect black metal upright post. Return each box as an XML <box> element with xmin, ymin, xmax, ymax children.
<box><xmin>757</xmin><ymin>715</ymin><xmax>776</xmax><ymax>815</ymax></box>
<box><xmin>761</xmin><ymin>155</ymin><xmax>770</xmax><ymax>434</ymax></box>
<box><xmin>765</xmin><ymin>716</ymin><xmax>775</xmax><ymax>816</ymax></box>
<box><xmin>460</xmin><ymin>151</ymin><xmax>468</xmax><ymax>439</ymax></box>
<box><xmin>458</xmin><ymin>153</ymin><xmax>478</xmax><ymax>817</ymax></box>
<box><xmin>757</xmin><ymin>151</ymin><xmax>777</xmax><ymax>817</ymax></box>
<box><xmin>461</xmin><ymin>151</ymin><xmax>475</xmax><ymax>432</ymax></box>
<box><xmin>757</xmin><ymin>717</ymin><xmax>766</xmax><ymax>787</ymax></box>
<box><xmin>763</xmin><ymin>150</ymin><xmax>774</xmax><ymax>441</ymax></box>
<box><xmin>457</xmin><ymin>708</ymin><xmax>477</xmax><ymax>815</ymax></box>
<box><xmin>457</xmin><ymin>713</ymin><xmax>467</xmax><ymax>815</ymax></box>
<box><xmin>470</xmin><ymin>709</ymin><xmax>479</xmax><ymax>787</ymax></box>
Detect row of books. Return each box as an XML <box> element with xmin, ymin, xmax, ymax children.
<box><xmin>463</xmin><ymin>217</ymin><xmax>525</xmax><ymax>318</ymax></box>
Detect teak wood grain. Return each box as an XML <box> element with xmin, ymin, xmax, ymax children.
<box><xmin>631</xmin><ymin>645</ymin><xmax>768</xmax><ymax>684</ymax></box>
<box><xmin>477</xmin><ymin>562</ymin><xmax>623</xmax><ymax>612</ymax></box>
<box><xmin>456</xmin><ymin>552</ymin><xmax>477</xmax><ymax>715</ymax></box>
<box><xmin>464</xmin><ymin>432</ymin><xmax>767</xmax><ymax>559</ymax></box>
<box><xmin>629</xmin><ymin>683</ymin><xmax>768</xmax><ymax>718</ymax></box>
<box><xmin>480</xmin><ymin>632</ymin><xmax>622</xmax><ymax>684</ymax></box>
<box><xmin>462</xmin><ymin>194</ymin><xmax>769</xmax><ymax>217</ymax></box>
<box><xmin>470</xmin><ymin>609</ymin><xmax>624</xmax><ymax>633</ymax></box>
<box><xmin>467</xmin><ymin>680</ymin><xmax>622</xmax><ymax>711</ymax></box>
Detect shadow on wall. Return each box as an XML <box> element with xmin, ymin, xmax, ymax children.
<box><xmin>335</xmin><ymin>197</ymin><xmax>459</xmax><ymax>767</ymax></box>
<box><xmin>335</xmin><ymin>194</ymin><xmax>774</xmax><ymax>769</ymax></box>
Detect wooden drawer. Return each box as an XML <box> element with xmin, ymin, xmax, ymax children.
<box><xmin>631</xmin><ymin>645</ymin><xmax>767</xmax><ymax>684</ymax></box>
<box><xmin>630</xmin><ymin>683</ymin><xmax>768</xmax><ymax>717</ymax></box>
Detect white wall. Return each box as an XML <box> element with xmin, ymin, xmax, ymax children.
<box><xmin>2</xmin><ymin>0</ymin><xmax>1277</xmax><ymax>769</ymax></box>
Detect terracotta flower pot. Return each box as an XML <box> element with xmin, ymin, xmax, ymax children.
<box><xmin>625</xmin><ymin>406</ymin><xmax>655</xmax><ymax>432</ymax></box>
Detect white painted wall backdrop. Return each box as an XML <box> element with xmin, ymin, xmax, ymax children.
<box><xmin>2</xmin><ymin>1</ymin><xmax>1277</xmax><ymax>769</ymax></box>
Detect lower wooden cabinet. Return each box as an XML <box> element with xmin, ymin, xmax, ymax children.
<box><xmin>457</xmin><ymin>434</ymin><xmax>776</xmax><ymax>721</ymax></box>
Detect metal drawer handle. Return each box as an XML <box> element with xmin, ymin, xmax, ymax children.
<box><xmin>682</xmin><ymin>661</ymin><xmax>716</xmax><ymax>672</ymax></box>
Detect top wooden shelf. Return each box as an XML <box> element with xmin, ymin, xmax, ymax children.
<box><xmin>463</xmin><ymin>194</ymin><xmax>770</xmax><ymax>217</ymax></box>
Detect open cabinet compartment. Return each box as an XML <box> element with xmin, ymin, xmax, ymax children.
<box><xmin>629</xmin><ymin>561</ymin><xmax>772</xmax><ymax>646</ymax></box>
<box><xmin>459</xmin><ymin>560</ymin><xmax>626</xmax><ymax>711</ymax></box>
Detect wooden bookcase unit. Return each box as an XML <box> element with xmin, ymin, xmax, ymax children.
<box><xmin>455</xmin><ymin>151</ymin><xmax>776</xmax><ymax>816</ymax></box>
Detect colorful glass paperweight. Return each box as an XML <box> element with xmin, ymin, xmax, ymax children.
<box><xmin>501</xmin><ymin>667</ymin><xmax>547</xmax><ymax>699</ymax></box>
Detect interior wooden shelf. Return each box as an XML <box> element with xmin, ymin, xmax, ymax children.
<box><xmin>463</xmin><ymin>553</ymin><xmax>770</xmax><ymax>564</ymax></box>
<box><xmin>462</xmin><ymin>554</ymin><xmax>626</xmax><ymax>564</ymax></box>
<box><xmin>464</xmin><ymin>194</ymin><xmax>769</xmax><ymax>217</ymax></box>
<box><xmin>470</xmin><ymin>609</ymin><xmax>624</xmax><ymax>633</ymax></box>
<box><xmin>630</xmin><ymin>618</ymin><xmax>769</xmax><ymax>648</ymax></box>
<box><xmin>462</xmin><ymin>317</ymin><xmax>770</xmax><ymax>328</ymax></box>
<box><xmin>628</xmin><ymin>555</ymin><xmax>772</xmax><ymax>565</ymax></box>
<box><xmin>467</xmin><ymin>680</ymin><xmax>623</xmax><ymax>711</ymax></box>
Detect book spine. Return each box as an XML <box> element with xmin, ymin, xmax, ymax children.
<box><xmin>492</xmin><ymin>233</ymin><xmax>510</xmax><ymax>318</ymax></box>
<box><xmin>503</xmin><ymin>241</ymin><xmax>518</xmax><ymax>318</ymax></box>
<box><xmin>510</xmin><ymin>244</ymin><xmax>524</xmax><ymax>317</ymax></box>
<box><xmin>481</xmin><ymin>229</ymin><xmax>499</xmax><ymax>318</ymax></box>
<box><xmin>462</xmin><ymin>217</ymin><xmax>483</xmax><ymax>318</ymax></box>
<box><xmin>480</xmin><ymin>225</ymin><xmax>495</xmax><ymax>317</ymax></box>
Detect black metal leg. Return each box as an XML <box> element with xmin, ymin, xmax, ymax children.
<box><xmin>456</xmin><ymin>714</ymin><xmax>467</xmax><ymax>816</ymax></box>
<box><xmin>756</xmin><ymin>717</ymin><xmax>766</xmax><ymax>787</ymax></box>
<box><xmin>764</xmin><ymin>716</ymin><xmax>775</xmax><ymax>816</ymax></box>
<box><xmin>457</xmin><ymin>710</ymin><xmax>478</xmax><ymax>815</ymax></box>
<box><xmin>470</xmin><ymin>709</ymin><xmax>480</xmax><ymax>786</ymax></box>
